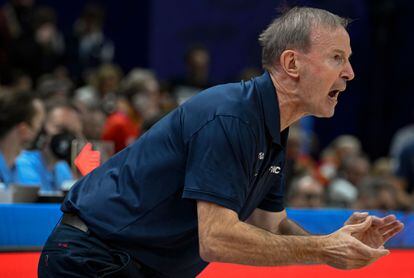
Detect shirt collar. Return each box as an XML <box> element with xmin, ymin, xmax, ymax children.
<box><xmin>255</xmin><ymin>71</ymin><xmax>285</xmax><ymax>145</ymax></box>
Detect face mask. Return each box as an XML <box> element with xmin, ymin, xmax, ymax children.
<box><xmin>49</xmin><ymin>131</ymin><xmax>77</xmax><ymax>164</ymax></box>
<box><xmin>132</xmin><ymin>93</ymin><xmax>149</xmax><ymax>113</ymax></box>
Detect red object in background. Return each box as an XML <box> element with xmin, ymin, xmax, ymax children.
<box><xmin>101</xmin><ymin>112</ymin><xmax>140</xmax><ymax>153</ymax></box>
<box><xmin>0</xmin><ymin>250</ymin><xmax>413</xmax><ymax>278</ymax></box>
<box><xmin>200</xmin><ymin>250</ymin><xmax>414</xmax><ymax>278</ymax></box>
<box><xmin>74</xmin><ymin>142</ymin><xmax>101</xmax><ymax>176</ymax></box>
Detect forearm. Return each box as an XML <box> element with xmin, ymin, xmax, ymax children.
<box><xmin>279</xmin><ymin>218</ymin><xmax>310</xmax><ymax>236</ymax></box>
<box><xmin>201</xmin><ymin>220</ymin><xmax>324</xmax><ymax>266</ymax></box>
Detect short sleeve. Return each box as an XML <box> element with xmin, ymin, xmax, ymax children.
<box><xmin>14</xmin><ymin>154</ymin><xmax>42</xmax><ymax>186</ymax></box>
<box><xmin>257</xmin><ymin>168</ymin><xmax>285</xmax><ymax>212</ymax></box>
<box><xmin>182</xmin><ymin>116</ymin><xmax>256</xmax><ymax>213</ymax></box>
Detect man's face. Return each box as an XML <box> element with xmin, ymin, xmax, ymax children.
<box><xmin>296</xmin><ymin>25</ymin><xmax>355</xmax><ymax>117</ymax></box>
<box><xmin>21</xmin><ymin>100</ymin><xmax>45</xmax><ymax>148</ymax></box>
<box><xmin>45</xmin><ymin>107</ymin><xmax>83</xmax><ymax>138</ymax></box>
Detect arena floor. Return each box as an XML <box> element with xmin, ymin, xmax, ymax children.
<box><xmin>1</xmin><ymin>250</ymin><xmax>413</xmax><ymax>277</ymax></box>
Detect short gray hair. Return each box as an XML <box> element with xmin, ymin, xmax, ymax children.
<box><xmin>259</xmin><ymin>7</ymin><xmax>350</xmax><ymax>69</ymax></box>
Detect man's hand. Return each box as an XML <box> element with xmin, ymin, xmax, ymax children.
<box><xmin>344</xmin><ymin>212</ymin><xmax>404</xmax><ymax>248</ymax></box>
<box><xmin>322</xmin><ymin>217</ymin><xmax>390</xmax><ymax>269</ymax></box>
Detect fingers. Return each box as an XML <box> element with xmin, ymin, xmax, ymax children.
<box><xmin>345</xmin><ymin>212</ymin><xmax>368</xmax><ymax>225</ymax></box>
<box><xmin>378</xmin><ymin>219</ymin><xmax>403</xmax><ymax>234</ymax></box>
<box><xmin>344</xmin><ymin>216</ymin><xmax>372</xmax><ymax>234</ymax></box>
<box><xmin>346</xmin><ymin>213</ymin><xmax>399</xmax><ymax>227</ymax></box>
<box><xmin>343</xmin><ymin>240</ymin><xmax>389</xmax><ymax>270</ymax></box>
<box><xmin>382</xmin><ymin>222</ymin><xmax>405</xmax><ymax>242</ymax></box>
<box><xmin>352</xmin><ymin>238</ymin><xmax>389</xmax><ymax>258</ymax></box>
<box><xmin>368</xmin><ymin>245</ymin><xmax>390</xmax><ymax>257</ymax></box>
<box><xmin>372</xmin><ymin>214</ymin><xmax>396</xmax><ymax>227</ymax></box>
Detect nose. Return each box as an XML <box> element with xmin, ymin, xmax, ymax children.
<box><xmin>341</xmin><ymin>60</ymin><xmax>355</xmax><ymax>81</ymax></box>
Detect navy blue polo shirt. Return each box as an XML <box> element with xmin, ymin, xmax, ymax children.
<box><xmin>62</xmin><ymin>71</ymin><xmax>289</xmax><ymax>277</ymax></box>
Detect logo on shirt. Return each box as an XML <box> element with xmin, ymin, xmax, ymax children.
<box><xmin>258</xmin><ymin>152</ymin><xmax>265</xmax><ymax>160</ymax></box>
<box><xmin>269</xmin><ymin>166</ymin><xmax>281</xmax><ymax>174</ymax></box>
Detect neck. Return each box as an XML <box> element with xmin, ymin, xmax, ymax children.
<box><xmin>268</xmin><ymin>69</ymin><xmax>308</xmax><ymax>131</ymax></box>
<box><xmin>0</xmin><ymin>131</ymin><xmax>23</xmax><ymax>168</ymax></box>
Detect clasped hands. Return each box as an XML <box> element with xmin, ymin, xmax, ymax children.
<box><xmin>344</xmin><ymin>211</ymin><xmax>404</xmax><ymax>249</ymax></box>
<box><xmin>323</xmin><ymin>211</ymin><xmax>404</xmax><ymax>269</ymax></box>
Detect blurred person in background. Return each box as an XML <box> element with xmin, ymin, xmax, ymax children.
<box><xmin>102</xmin><ymin>68</ymin><xmax>162</xmax><ymax>152</ymax></box>
<box><xmin>394</xmin><ymin>140</ymin><xmax>414</xmax><ymax>209</ymax></box>
<box><xmin>15</xmin><ymin>102</ymin><xmax>83</xmax><ymax>192</ymax></box>
<box><xmin>74</xmin><ymin>63</ymin><xmax>122</xmax><ymax>114</ymax></box>
<box><xmin>371</xmin><ymin>157</ymin><xmax>412</xmax><ymax>210</ymax></box>
<box><xmin>284</xmin><ymin>125</ymin><xmax>316</xmax><ymax>193</ymax></box>
<box><xmin>171</xmin><ymin>44</ymin><xmax>211</xmax><ymax>104</ymax></box>
<box><xmin>327</xmin><ymin>155</ymin><xmax>370</xmax><ymax>208</ymax></box>
<box><xmin>0</xmin><ymin>89</ymin><xmax>44</xmax><ymax>186</ymax></box>
<box><xmin>10</xmin><ymin>5</ymin><xmax>65</xmax><ymax>82</ymax></box>
<box><xmin>36</xmin><ymin>70</ymin><xmax>73</xmax><ymax>103</ymax></box>
<box><xmin>318</xmin><ymin>134</ymin><xmax>362</xmax><ymax>185</ymax></box>
<box><xmin>67</xmin><ymin>2</ymin><xmax>114</xmax><ymax>83</ymax></box>
<box><xmin>355</xmin><ymin>178</ymin><xmax>399</xmax><ymax>211</ymax></box>
<box><xmin>389</xmin><ymin>112</ymin><xmax>414</xmax><ymax>159</ymax></box>
<box><xmin>287</xmin><ymin>175</ymin><xmax>325</xmax><ymax>208</ymax></box>
<box><xmin>81</xmin><ymin>107</ymin><xmax>106</xmax><ymax>141</ymax></box>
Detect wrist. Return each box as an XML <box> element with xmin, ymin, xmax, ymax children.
<box><xmin>308</xmin><ymin>235</ymin><xmax>330</xmax><ymax>264</ymax></box>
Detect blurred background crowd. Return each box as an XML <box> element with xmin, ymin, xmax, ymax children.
<box><xmin>0</xmin><ymin>0</ymin><xmax>413</xmax><ymax>211</ymax></box>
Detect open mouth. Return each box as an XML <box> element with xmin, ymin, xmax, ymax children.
<box><xmin>328</xmin><ymin>90</ymin><xmax>340</xmax><ymax>99</ymax></box>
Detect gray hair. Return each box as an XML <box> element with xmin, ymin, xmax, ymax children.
<box><xmin>259</xmin><ymin>7</ymin><xmax>350</xmax><ymax>69</ymax></box>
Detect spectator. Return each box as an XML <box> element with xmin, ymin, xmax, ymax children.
<box><xmin>0</xmin><ymin>89</ymin><xmax>45</xmax><ymax>186</ymax></box>
<box><xmin>67</xmin><ymin>3</ymin><xmax>114</xmax><ymax>83</ymax></box>
<box><xmin>394</xmin><ymin>140</ymin><xmax>414</xmax><ymax>199</ymax></box>
<box><xmin>74</xmin><ymin>63</ymin><xmax>122</xmax><ymax>114</ymax></box>
<box><xmin>355</xmin><ymin>178</ymin><xmax>399</xmax><ymax>211</ymax></box>
<box><xmin>102</xmin><ymin>68</ymin><xmax>162</xmax><ymax>152</ymax></box>
<box><xmin>171</xmin><ymin>44</ymin><xmax>211</xmax><ymax>104</ymax></box>
<box><xmin>284</xmin><ymin>126</ymin><xmax>316</xmax><ymax>192</ymax></box>
<box><xmin>81</xmin><ymin>107</ymin><xmax>106</xmax><ymax>140</ymax></box>
<box><xmin>389</xmin><ymin>123</ymin><xmax>414</xmax><ymax>159</ymax></box>
<box><xmin>327</xmin><ymin>155</ymin><xmax>370</xmax><ymax>208</ymax></box>
<box><xmin>318</xmin><ymin>135</ymin><xmax>362</xmax><ymax>185</ymax></box>
<box><xmin>15</xmin><ymin>102</ymin><xmax>83</xmax><ymax>192</ymax></box>
<box><xmin>287</xmin><ymin>176</ymin><xmax>325</xmax><ymax>208</ymax></box>
<box><xmin>36</xmin><ymin>72</ymin><xmax>72</xmax><ymax>102</ymax></box>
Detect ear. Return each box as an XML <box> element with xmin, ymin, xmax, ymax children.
<box><xmin>279</xmin><ymin>50</ymin><xmax>299</xmax><ymax>78</ymax></box>
<box><xmin>15</xmin><ymin>122</ymin><xmax>31</xmax><ymax>139</ymax></box>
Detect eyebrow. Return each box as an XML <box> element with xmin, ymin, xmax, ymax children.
<box><xmin>333</xmin><ymin>49</ymin><xmax>352</xmax><ymax>58</ymax></box>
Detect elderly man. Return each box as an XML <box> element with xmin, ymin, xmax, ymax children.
<box><xmin>39</xmin><ymin>7</ymin><xmax>403</xmax><ymax>277</ymax></box>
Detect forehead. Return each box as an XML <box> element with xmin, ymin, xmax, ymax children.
<box><xmin>308</xmin><ymin>25</ymin><xmax>352</xmax><ymax>55</ymax></box>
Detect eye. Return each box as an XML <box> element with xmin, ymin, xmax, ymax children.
<box><xmin>334</xmin><ymin>55</ymin><xmax>344</xmax><ymax>63</ymax></box>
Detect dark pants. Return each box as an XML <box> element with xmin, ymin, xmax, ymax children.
<box><xmin>38</xmin><ymin>223</ymin><xmax>158</xmax><ymax>277</ymax></box>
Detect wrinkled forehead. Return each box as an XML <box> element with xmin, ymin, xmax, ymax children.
<box><xmin>308</xmin><ymin>25</ymin><xmax>352</xmax><ymax>55</ymax></box>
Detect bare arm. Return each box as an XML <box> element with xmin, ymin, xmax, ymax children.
<box><xmin>198</xmin><ymin>201</ymin><xmax>389</xmax><ymax>269</ymax></box>
<box><xmin>246</xmin><ymin>208</ymin><xmax>309</xmax><ymax>235</ymax></box>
